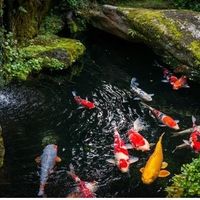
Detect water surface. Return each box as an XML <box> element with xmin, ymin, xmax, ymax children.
<box><xmin>0</xmin><ymin>30</ymin><xmax>199</xmax><ymax>197</ymax></box>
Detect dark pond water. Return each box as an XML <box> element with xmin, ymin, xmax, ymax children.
<box><xmin>0</xmin><ymin>29</ymin><xmax>200</xmax><ymax>197</ymax></box>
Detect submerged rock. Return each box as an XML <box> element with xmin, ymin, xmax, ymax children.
<box><xmin>87</xmin><ymin>5</ymin><xmax>200</xmax><ymax>82</ymax></box>
<box><xmin>0</xmin><ymin>126</ymin><xmax>5</xmax><ymax>168</ymax></box>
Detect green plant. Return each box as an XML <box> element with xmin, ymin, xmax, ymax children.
<box><xmin>39</xmin><ymin>14</ymin><xmax>64</xmax><ymax>35</ymax></box>
<box><xmin>2</xmin><ymin>32</ymin><xmax>44</xmax><ymax>81</ymax></box>
<box><xmin>166</xmin><ymin>156</ymin><xmax>200</xmax><ymax>197</ymax></box>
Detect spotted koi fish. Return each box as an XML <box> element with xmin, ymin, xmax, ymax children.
<box><xmin>173</xmin><ymin>116</ymin><xmax>200</xmax><ymax>153</ymax></box>
<box><xmin>67</xmin><ymin>164</ymin><xmax>97</xmax><ymax>198</ymax></box>
<box><xmin>106</xmin><ymin>127</ymin><xmax>138</xmax><ymax>173</ymax></box>
<box><xmin>162</xmin><ymin>68</ymin><xmax>189</xmax><ymax>90</ymax></box>
<box><xmin>141</xmin><ymin>102</ymin><xmax>180</xmax><ymax>130</ymax></box>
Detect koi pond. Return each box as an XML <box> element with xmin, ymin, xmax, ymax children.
<box><xmin>0</xmin><ymin>29</ymin><xmax>200</xmax><ymax>197</ymax></box>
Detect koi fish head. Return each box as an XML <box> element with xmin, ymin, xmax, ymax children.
<box><xmin>163</xmin><ymin>116</ymin><xmax>179</xmax><ymax>130</ymax></box>
<box><xmin>136</xmin><ymin>139</ymin><xmax>150</xmax><ymax>152</ymax></box>
<box><xmin>118</xmin><ymin>159</ymin><xmax>129</xmax><ymax>173</ymax></box>
<box><xmin>87</xmin><ymin>102</ymin><xmax>95</xmax><ymax>109</ymax></box>
<box><xmin>172</xmin><ymin>124</ymin><xmax>180</xmax><ymax>130</ymax></box>
<box><xmin>142</xmin><ymin>175</ymin><xmax>155</xmax><ymax>185</ymax></box>
<box><xmin>85</xmin><ymin>181</ymin><xmax>98</xmax><ymax>193</ymax></box>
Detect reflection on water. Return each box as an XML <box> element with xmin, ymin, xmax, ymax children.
<box><xmin>0</xmin><ymin>30</ymin><xmax>200</xmax><ymax>197</ymax></box>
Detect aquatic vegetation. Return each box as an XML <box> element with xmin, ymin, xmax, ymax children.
<box><xmin>166</xmin><ymin>156</ymin><xmax>200</xmax><ymax>197</ymax></box>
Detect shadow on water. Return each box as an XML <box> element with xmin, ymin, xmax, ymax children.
<box><xmin>0</xmin><ymin>29</ymin><xmax>200</xmax><ymax>197</ymax></box>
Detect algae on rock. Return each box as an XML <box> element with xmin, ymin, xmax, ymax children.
<box><xmin>3</xmin><ymin>35</ymin><xmax>85</xmax><ymax>82</ymax></box>
<box><xmin>86</xmin><ymin>5</ymin><xmax>200</xmax><ymax>82</ymax></box>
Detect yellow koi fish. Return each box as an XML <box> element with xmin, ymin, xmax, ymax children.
<box><xmin>140</xmin><ymin>133</ymin><xmax>170</xmax><ymax>184</ymax></box>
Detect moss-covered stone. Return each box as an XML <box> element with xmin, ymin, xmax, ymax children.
<box><xmin>22</xmin><ymin>36</ymin><xmax>85</xmax><ymax>66</ymax></box>
<box><xmin>3</xmin><ymin>35</ymin><xmax>85</xmax><ymax>81</ymax></box>
<box><xmin>0</xmin><ymin>126</ymin><xmax>5</xmax><ymax>168</ymax></box>
<box><xmin>189</xmin><ymin>41</ymin><xmax>200</xmax><ymax>66</ymax></box>
<box><xmin>86</xmin><ymin>5</ymin><xmax>200</xmax><ymax>82</ymax></box>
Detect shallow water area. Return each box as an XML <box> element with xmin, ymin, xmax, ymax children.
<box><xmin>0</xmin><ymin>30</ymin><xmax>200</xmax><ymax>197</ymax></box>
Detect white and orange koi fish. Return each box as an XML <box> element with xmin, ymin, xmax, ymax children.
<box><xmin>162</xmin><ymin>68</ymin><xmax>189</xmax><ymax>90</ymax></box>
<box><xmin>141</xmin><ymin>102</ymin><xmax>180</xmax><ymax>130</ymax></box>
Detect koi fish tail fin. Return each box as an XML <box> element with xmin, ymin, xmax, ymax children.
<box><xmin>159</xmin><ymin>132</ymin><xmax>165</xmax><ymax>142</ymax></box>
<box><xmin>38</xmin><ymin>185</ymin><xmax>45</xmax><ymax>197</ymax></box>
<box><xmin>67</xmin><ymin>164</ymin><xmax>80</xmax><ymax>182</ymax></box>
<box><xmin>72</xmin><ymin>91</ymin><xmax>77</xmax><ymax>97</ymax></box>
<box><xmin>140</xmin><ymin>102</ymin><xmax>152</xmax><ymax>110</ymax></box>
<box><xmin>130</xmin><ymin>77</ymin><xmax>139</xmax><ymax>87</ymax></box>
<box><xmin>38</xmin><ymin>190</ymin><xmax>44</xmax><ymax>197</ymax></box>
<box><xmin>192</xmin><ymin>115</ymin><xmax>196</xmax><ymax>127</ymax></box>
<box><xmin>133</xmin><ymin>117</ymin><xmax>144</xmax><ymax>132</ymax></box>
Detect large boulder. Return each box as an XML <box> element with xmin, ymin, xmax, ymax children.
<box><xmin>87</xmin><ymin>5</ymin><xmax>200</xmax><ymax>81</ymax></box>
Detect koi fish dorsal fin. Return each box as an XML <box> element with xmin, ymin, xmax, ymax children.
<box><xmin>158</xmin><ymin>170</ymin><xmax>170</xmax><ymax>177</ymax></box>
<box><xmin>140</xmin><ymin>167</ymin><xmax>144</xmax><ymax>173</ymax></box>
<box><xmin>161</xmin><ymin>161</ymin><xmax>168</xmax><ymax>169</ymax></box>
<box><xmin>55</xmin><ymin>156</ymin><xmax>62</xmax><ymax>162</ymax></box>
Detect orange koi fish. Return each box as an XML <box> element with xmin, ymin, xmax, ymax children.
<box><xmin>141</xmin><ymin>102</ymin><xmax>180</xmax><ymax>130</ymax></box>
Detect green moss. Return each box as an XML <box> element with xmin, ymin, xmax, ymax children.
<box><xmin>122</xmin><ymin>8</ymin><xmax>182</xmax><ymax>42</ymax></box>
<box><xmin>22</xmin><ymin>37</ymin><xmax>85</xmax><ymax>65</ymax></box>
<box><xmin>3</xmin><ymin>35</ymin><xmax>86</xmax><ymax>81</ymax></box>
<box><xmin>39</xmin><ymin>14</ymin><xmax>64</xmax><ymax>35</ymax></box>
<box><xmin>189</xmin><ymin>41</ymin><xmax>200</xmax><ymax>66</ymax></box>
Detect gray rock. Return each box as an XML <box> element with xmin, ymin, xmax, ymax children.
<box><xmin>86</xmin><ymin>5</ymin><xmax>200</xmax><ymax>82</ymax></box>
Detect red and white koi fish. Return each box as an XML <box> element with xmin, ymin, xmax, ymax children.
<box><xmin>67</xmin><ymin>164</ymin><xmax>98</xmax><ymax>198</ymax></box>
<box><xmin>35</xmin><ymin>144</ymin><xmax>61</xmax><ymax>196</ymax></box>
<box><xmin>141</xmin><ymin>102</ymin><xmax>180</xmax><ymax>130</ymax></box>
<box><xmin>173</xmin><ymin>116</ymin><xmax>200</xmax><ymax>153</ymax></box>
<box><xmin>72</xmin><ymin>91</ymin><xmax>95</xmax><ymax>109</ymax></box>
<box><xmin>106</xmin><ymin>127</ymin><xmax>139</xmax><ymax>173</ymax></box>
<box><xmin>127</xmin><ymin>118</ymin><xmax>150</xmax><ymax>152</ymax></box>
<box><xmin>162</xmin><ymin>68</ymin><xmax>189</xmax><ymax>90</ymax></box>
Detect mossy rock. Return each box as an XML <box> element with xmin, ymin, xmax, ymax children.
<box><xmin>86</xmin><ymin>5</ymin><xmax>200</xmax><ymax>82</ymax></box>
<box><xmin>22</xmin><ymin>35</ymin><xmax>85</xmax><ymax>67</ymax></box>
<box><xmin>4</xmin><ymin>35</ymin><xmax>86</xmax><ymax>81</ymax></box>
<box><xmin>0</xmin><ymin>126</ymin><xmax>5</xmax><ymax>168</ymax></box>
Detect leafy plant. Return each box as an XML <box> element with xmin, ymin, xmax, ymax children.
<box><xmin>166</xmin><ymin>156</ymin><xmax>200</xmax><ymax>197</ymax></box>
